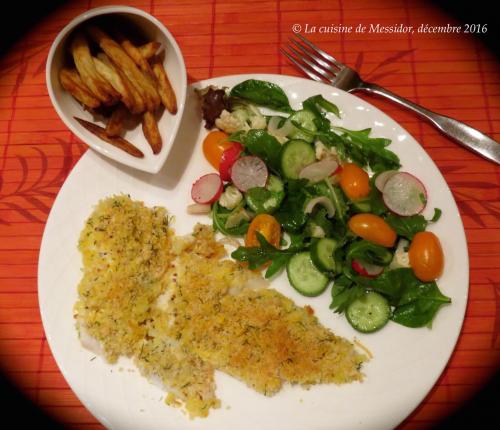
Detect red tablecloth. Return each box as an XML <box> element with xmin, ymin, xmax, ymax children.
<box><xmin>0</xmin><ymin>1</ymin><xmax>498</xmax><ymax>428</ymax></box>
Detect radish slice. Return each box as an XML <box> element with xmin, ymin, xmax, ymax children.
<box><xmin>191</xmin><ymin>173</ymin><xmax>223</xmax><ymax>204</ymax></box>
<box><xmin>299</xmin><ymin>158</ymin><xmax>339</xmax><ymax>183</ymax></box>
<box><xmin>382</xmin><ymin>172</ymin><xmax>427</xmax><ymax>216</ymax></box>
<box><xmin>304</xmin><ymin>196</ymin><xmax>336</xmax><ymax>217</ymax></box>
<box><xmin>352</xmin><ymin>259</ymin><xmax>384</xmax><ymax>278</ymax></box>
<box><xmin>374</xmin><ymin>170</ymin><xmax>398</xmax><ymax>192</ymax></box>
<box><xmin>187</xmin><ymin>203</ymin><xmax>211</xmax><ymax>214</ymax></box>
<box><xmin>230</xmin><ymin>156</ymin><xmax>268</xmax><ymax>192</ymax></box>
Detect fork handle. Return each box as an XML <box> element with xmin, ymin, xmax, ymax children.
<box><xmin>360</xmin><ymin>83</ymin><xmax>500</xmax><ymax>165</ymax></box>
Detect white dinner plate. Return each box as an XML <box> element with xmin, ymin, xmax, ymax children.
<box><xmin>38</xmin><ymin>74</ymin><xmax>469</xmax><ymax>430</ymax></box>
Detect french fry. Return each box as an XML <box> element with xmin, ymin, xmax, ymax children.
<box><xmin>119</xmin><ymin>37</ymin><xmax>156</xmax><ymax>81</ymax></box>
<box><xmin>75</xmin><ymin>117</ymin><xmax>144</xmax><ymax>158</ymax></box>
<box><xmin>71</xmin><ymin>32</ymin><xmax>119</xmax><ymax>105</ymax></box>
<box><xmin>59</xmin><ymin>68</ymin><xmax>101</xmax><ymax>109</ymax></box>
<box><xmin>152</xmin><ymin>59</ymin><xmax>177</xmax><ymax>114</ymax></box>
<box><xmin>138</xmin><ymin>41</ymin><xmax>161</xmax><ymax>60</ymax></box>
<box><xmin>95</xmin><ymin>53</ymin><xmax>146</xmax><ymax>114</ymax></box>
<box><xmin>142</xmin><ymin>111</ymin><xmax>162</xmax><ymax>154</ymax></box>
<box><xmin>86</xmin><ymin>26</ymin><xmax>160</xmax><ymax>112</ymax></box>
<box><xmin>105</xmin><ymin>104</ymin><xmax>129</xmax><ymax>137</ymax></box>
<box><xmin>93</xmin><ymin>54</ymin><xmax>136</xmax><ymax>112</ymax></box>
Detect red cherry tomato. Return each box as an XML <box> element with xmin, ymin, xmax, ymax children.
<box><xmin>332</xmin><ymin>165</ymin><xmax>343</xmax><ymax>176</ymax></box>
<box><xmin>202</xmin><ymin>131</ymin><xmax>232</xmax><ymax>169</ymax></box>
<box><xmin>348</xmin><ymin>213</ymin><xmax>397</xmax><ymax>248</ymax></box>
<box><xmin>408</xmin><ymin>231</ymin><xmax>444</xmax><ymax>281</ymax></box>
<box><xmin>340</xmin><ymin>163</ymin><xmax>370</xmax><ymax>201</ymax></box>
<box><xmin>219</xmin><ymin>142</ymin><xmax>243</xmax><ymax>181</ymax></box>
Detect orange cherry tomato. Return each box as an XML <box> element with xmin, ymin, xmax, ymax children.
<box><xmin>348</xmin><ymin>213</ymin><xmax>397</xmax><ymax>247</ymax></box>
<box><xmin>339</xmin><ymin>163</ymin><xmax>371</xmax><ymax>201</ymax></box>
<box><xmin>202</xmin><ymin>131</ymin><xmax>233</xmax><ymax>169</ymax></box>
<box><xmin>409</xmin><ymin>231</ymin><xmax>444</xmax><ymax>281</ymax></box>
<box><xmin>245</xmin><ymin>214</ymin><xmax>281</xmax><ymax>248</ymax></box>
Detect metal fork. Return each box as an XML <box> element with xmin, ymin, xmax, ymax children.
<box><xmin>282</xmin><ymin>34</ymin><xmax>500</xmax><ymax>165</ymax></box>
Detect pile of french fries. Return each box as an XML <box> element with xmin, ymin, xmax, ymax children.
<box><xmin>59</xmin><ymin>25</ymin><xmax>177</xmax><ymax>158</ymax></box>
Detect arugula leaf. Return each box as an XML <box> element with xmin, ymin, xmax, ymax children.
<box><xmin>309</xmin><ymin>179</ymin><xmax>348</xmax><ymax>223</ymax></box>
<box><xmin>430</xmin><ymin>208</ymin><xmax>442</xmax><ymax>222</ymax></box>
<box><xmin>241</xmin><ymin>129</ymin><xmax>282</xmax><ymax>171</ymax></box>
<box><xmin>305</xmin><ymin>207</ymin><xmax>335</xmax><ymax>238</ymax></box>
<box><xmin>329</xmin><ymin>127</ymin><xmax>401</xmax><ymax>173</ymax></box>
<box><xmin>330</xmin><ymin>276</ymin><xmax>364</xmax><ymax>313</ymax></box>
<box><xmin>302</xmin><ymin>95</ymin><xmax>340</xmax><ymax>133</ymax></box>
<box><xmin>230</xmin><ymin>79</ymin><xmax>293</xmax><ymax>113</ymax></box>
<box><xmin>346</xmin><ymin>240</ymin><xmax>394</xmax><ymax>267</ymax></box>
<box><xmin>265</xmin><ymin>254</ymin><xmax>291</xmax><ymax>278</ymax></box>
<box><xmin>212</xmin><ymin>202</ymin><xmax>249</xmax><ymax>236</ymax></box>
<box><xmin>231</xmin><ymin>232</ymin><xmax>306</xmax><ymax>278</ymax></box>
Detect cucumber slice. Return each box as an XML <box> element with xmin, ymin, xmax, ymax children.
<box><xmin>266</xmin><ymin>175</ymin><xmax>284</xmax><ymax>193</ymax></box>
<box><xmin>310</xmin><ymin>238</ymin><xmax>338</xmax><ymax>272</ymax></box>
<box><xmin>280</xmin><ymin>139</ymin><xmax>316</xmax><ymax>179</ymax></box>
<box><xmin>346</xmin><ymin>291</ymin><xmax>390</xmax><ymax>333</ymax></box>
<box><xmin>245</xmin><ymin>175</ymin><xmax>285</xmax><ymax>214</ymax></box>
<box><xmin>286</xmin><ymin>252</ymin><xmax>330</xmax><ymax>297</ymax></box>
<box><xmin>245</xmin><ymin>188</ymin><xmax>278</xmax><ymax>214</ymax></box>
<box><xmin>287</xmin><ymin>109</ymin><xmax>317</xmax><ymax>143</ymax></box>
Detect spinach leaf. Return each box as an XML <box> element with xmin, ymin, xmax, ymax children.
<box><xmin>369</xmin><ymin>268</ymin><xmax>418</xmax><ymax>305</ymax></box>
<box><xmin>367</xmin><ymin>187</ymin><xmax>388</xmax><ymax>215</ymax></box>
<box><xmin>391</xmin><ymin>282</ymin><xmax>451</xmax><ymax>328</ymax></box>
<box><xmin>274</xmin><ymin>179</ymin><xmax>309</xmax><ymax>232</ymax></box>
<box><xmin>346</xmin><ymin>240</ymin><xmax>394</xmax><ymax>267</ymax></box>
<box><xmin>385</xmin><ymin>214</ymin><xmax>428</xmax><ymax>240</ymax></box>
<box><xmin>368</xmin><ymin>268</ymin><xmax>451</xmax><ymax>327</ymax></box>
<box><xmin>385</xmin><ymin>208</ymin><xmax>443</xmax><ymax>240</ymax></box>
<box><xmin>303</xmin><ymin>94</ymin><xmax>340</xmax><ymax>118</ymax></box>
<box><xmin>241</xmin><ymin>129</ymin><xmax>282</xmax><ymax>171</ymax></box>
<box><xmin>230</xmin><ymin>79</ymin><xmax>293</xmax><ymax>113</ymax></box>
<box><xmin>350</xmin><ymin>186</ymin><xmax>388</xmax><ymax>216</ymax></box>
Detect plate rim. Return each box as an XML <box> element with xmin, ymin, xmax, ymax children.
<box><xmin>38</xmin><ymin>73</ymin><xmax>470</xmax><ymax>430</ymax></box>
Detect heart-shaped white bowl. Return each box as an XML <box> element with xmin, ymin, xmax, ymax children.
<box><xmin>46</xmin><ymin>5</ymin><xmax>187</xmax><ymax>173</ymax></box>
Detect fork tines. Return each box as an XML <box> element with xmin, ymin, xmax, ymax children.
<box><xmin>281</xmin><ymin>34</ymin><xmax>343</xmax><ymax>84</ymax></box>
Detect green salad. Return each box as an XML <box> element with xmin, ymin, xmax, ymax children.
<box><xmin>190</xmin><ymin>79</ymin><xmax>450</xmax><ymax>333</ymax></box>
